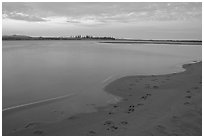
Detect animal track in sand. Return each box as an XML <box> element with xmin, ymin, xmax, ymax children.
<box><xmin>127</xmin><ymin>105</ymin><xmax>135</xmax><ymax>113</ymax></box>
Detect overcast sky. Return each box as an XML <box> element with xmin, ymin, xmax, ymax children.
<box><xmin>2</xmin><ymin>2</ymin><xmax>202</xmax><ymax>39</ymax></box>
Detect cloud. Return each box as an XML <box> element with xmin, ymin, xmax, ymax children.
<box><xmin>67</xmin><ymin>20</ymin><xmax>81</xmax><ymax>24</ymax></box>
<box><xmin>3</xmin><ymin>12</ymin><xmax>47</xmax><ymax>22</ymax></box>
<box><xmin>3</xmin><ymin>3</ymin><xmax>47</xmax><ymax>22</ymax></box>
<box><xmin>2</xmin><ymin>2</ymin><xmax>202</xmax><ymax>24</ymax></box>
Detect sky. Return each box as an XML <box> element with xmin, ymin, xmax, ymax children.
<box><xmin>2</xmin><ymin>2</ymin><xmax>202</xmax><ymax>39</ymax></box>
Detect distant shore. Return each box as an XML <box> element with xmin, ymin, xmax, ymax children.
<box><xmin>2</xmin><ymin>35</ymin><xmax>202</xmax><ymax>45</ymax></box>
<box><xmin>7</xmin><ymin>61</ymin><xmax>202</xmax><ymax>136</ymax></box>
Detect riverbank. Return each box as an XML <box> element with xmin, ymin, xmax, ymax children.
<box><xmin>7</xmin><ymin>61</ymin><xmax>202</xmax><ymax>136</ymax></box>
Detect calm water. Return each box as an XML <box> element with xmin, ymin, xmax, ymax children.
<box><xmin>2</xmin><ymin>40</ymin><xmax>202</xmax><ymax>133</ymax></box>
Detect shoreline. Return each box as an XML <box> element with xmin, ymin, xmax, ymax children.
<box><xmin>99</xmin><ymin>41</ymin><xmax>202</xmax><ymax>45</ymax></box>
<box><xmin>6</xmin><ymin>61</ymin><xmax>202</xmax><ymax>136</ymax></box>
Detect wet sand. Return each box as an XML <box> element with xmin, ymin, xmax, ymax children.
<box><xmin>6</xmin><ymin>61</ymin><xmax>202</xmax><ymax>136</ymax></box>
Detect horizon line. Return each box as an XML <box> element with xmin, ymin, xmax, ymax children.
<box><xmin>2</xmin><ymin>34</ymin><xmax>202</xmax><ymax>41</ymax></box>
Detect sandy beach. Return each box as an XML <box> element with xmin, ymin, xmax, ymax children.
<box><xmin>7</xmin><ymin>61</ymin><xmax>202</xmax><ymax>136</ymax></box>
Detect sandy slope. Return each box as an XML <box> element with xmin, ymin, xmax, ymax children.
<box><xmin>7</xmin><ymin>62</ymin><xmax>202</xmax><ymax>136</ymax></box>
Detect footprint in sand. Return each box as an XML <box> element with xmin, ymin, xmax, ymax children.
<box><xmin>151</xmin><ymin>79</ymin><xmax>158</xmax><ymax>81</ymax></box>
<box><xmin>108</xmin><ymin>112</ymin><xmax>113</xmax><ymax>115</ymax></box>
<box><xmin>192</xmin><ymin>86</ymin><xmax>199</xmax><ymax>90</ymax></box>
<box><xmin>113</xmin><ymin>105</ymin><xmax>118</xmax><ymax>108</ymax></box>
<box><xmin>12</xmin><ymin>129</ymin><xmax>17</xmax><ymax>132</ymax></box>
<box><xmin>88</xmin><ymin>130</ymin><xmax>96</xmax><ymax>135</ymax></box>
<box><xmin>33</xmin><ymin>130</ymin><xmax>44</xmax><ymax>135</ymax></box>
<box><xmin>67</xmin><ymin>116</ymin><xmax>78</xmax><ymax>120</ymax></box>
<box><xmin>144</xmin><ymin>84</ymin><xmax>151</xmax><ymax>89</ymax></box>
<box><xmin>186</xmin><ymin>90</ymin><xmax>191</xmax><ymax>93</ymax></box>
<box><xmin>120</xmin><ymin>121</ymin><xmax>128</xmax><ymax>125</ymax></box>
<box><xmin>157</xmin><ymin>125</ymin><xmax>166</xmax><ymax>129</ymax></box>
<box><xmin>184</xmin><ymin>102</ymin><xmax>191</xmax><ymax>105</ymax></box>
<box><xmin>153</xmin><ymin>86</ymin><xmax>159</xmax><ymax>89</ymax></box>
<box><xmin>141</xmin><ymin>95</ymin><xmax>148</xmax><ymax>100</ymax></box>
<box><xmin>156</xmin><ymin>125</ymin><xmax>167</xmax><ymax>133</ymax></box>
<box><xmin>110</xmin><ymin>126</ymin><xmax>118</xmax><ymax>131</ymax></box>
<box><xmin>137</xmin><ymin>103</ymin><xmax>144</xmax><ymax>106</ymax></box>
<box><xmin>185</xmin><ymin>96</ymin><xmax>191</xmax><ymax>99</ymax></box>
<box><xmin>104</xmin><ymin>120</ymin><xmax>118</xmax><ymax>132</ymax></box>
<box><xmin>104</xmin><ymin>120</ymin><xmax>114</xmax><ymax>126</ymax></box>
<box><xmin>123</xmin><ymin>98</ymin><xmax>128</xmax><ymax>101</ymax></box>
<box><xmin>129</xmin><ymin>83</ymin><xmax>134</xmax><ymax>86</ymax></box>
<box><xmin>25</xmin><ymin>122</ymin><xmax>40</xmax><ymax>129</ymax></box>
<box><xmin>172</xmin><ymin>115</ymin><xmax>179</xmax><ymax>119</ymax></box>
<box><xmin>140</xmin><ymin>93</ymin><xmax>151</xmax><ymax>100</ymax></box>
<box><xmin>171</xmin><ymin>133</ymin><xmax>179</xmax><ymax>136</ymax></box>
<box><xmin>128</xmin><ymin>87</ymin><xmax>132</xmax><ymax>90</ymax></box>
<box><xmin>53</xmin><ymin>110</ymin><xmax>65</xmax><ymax>116</ymax></box>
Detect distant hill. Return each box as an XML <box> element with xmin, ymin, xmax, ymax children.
<box><xmin>2</xmin><ymin>35</ymin><xmax>33</xmax><ymax>40</ymax></box>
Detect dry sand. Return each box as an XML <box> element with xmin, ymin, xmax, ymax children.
<box><xmin>7</xmin><ymin>61</ymin><xmax>202</xmax><ymax>136</ymax></box>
